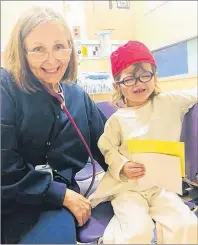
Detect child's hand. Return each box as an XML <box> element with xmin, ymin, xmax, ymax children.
<box><xmin>120</xmin><ymin>161</ymin><xmax>145</xmax><ymax>179</ymax></box>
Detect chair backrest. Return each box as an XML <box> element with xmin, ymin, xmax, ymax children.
<box><xmin>96</xmin><ymin>101</ymin><xmax>117</xmax><ymax>119</ymax></box>
<box><xmin>96</xmin><ymin>101</ymin><xmax>198</xmax><ymax>183</ymax></box>
<box><xmin>180</xmin><ymin>103</ymin><xmax>198</xmax><ymax>182</ymax></box>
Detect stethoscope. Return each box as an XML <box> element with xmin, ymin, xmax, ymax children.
<box><xmin>45</xmin><ymin>86</ymin><xmax>97</xmax><ymax>198</ymax></box>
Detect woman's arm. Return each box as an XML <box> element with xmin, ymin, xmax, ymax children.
<box><xmin>1</xmin><ymin>69</ymin><xmax>67</xmax><ymax>214</ymax></box>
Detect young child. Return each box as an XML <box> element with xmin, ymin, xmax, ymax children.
<box><xmin>89</xmin><ymin>41</ymin><xmax>197</xmax><ymax>244</ymax></box>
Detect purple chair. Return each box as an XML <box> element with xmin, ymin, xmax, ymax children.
<box><xmin>95</xmin><ymin>101</ymin><xmax>117</xmax><ymax>119</ymax></box>
<box><xmin>180</xmin><ymin>103</ymin><xmax>198</xmax><ymax>184</ymax></box>
<box><xmin>76</xmin><ymin>102</ymin><xmax>198</xmax><ymax>243</ymax></box>
<box><xmin>75</xmin><ymin>160</ymin><xmax>103</xmax><ymax>182</ymax></box>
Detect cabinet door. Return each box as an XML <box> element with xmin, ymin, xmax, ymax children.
<box><xmin>84</xmin><ymin>1</ymin><xmax>136</xmax><ymax>40</ymax></box>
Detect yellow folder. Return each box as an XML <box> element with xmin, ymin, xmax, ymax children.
<box><xmin>127</xmin><ymin>139</ymin><xmax>185</xmax><ymax>177</ymax></box>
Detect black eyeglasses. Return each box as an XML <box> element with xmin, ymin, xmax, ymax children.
<box><xmin>117</xmin><ymin>71</ymin><xmax>155</xmax><ymax>87</ymax></box>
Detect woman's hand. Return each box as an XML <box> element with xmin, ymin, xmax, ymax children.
<box><xmin>63</xmin><ymin>189</ymin><xmax>91</xmax><ymax>227</ymax></box>
<box><xmin>120</xmin><ymin>161</ymin><xmax>145</xmax><ymax>179</ymax></box>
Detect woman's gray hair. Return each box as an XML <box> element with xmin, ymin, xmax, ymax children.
<box><xmin>3</xmin><ymin>6</ymin><xmax>77</xmax><ymax>93</ymax></box>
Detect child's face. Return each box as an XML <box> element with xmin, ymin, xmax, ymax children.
<box><xmin>113</xmin><ymin>63</ymin><xmax>156</xmax><ymax>107</ymax></box>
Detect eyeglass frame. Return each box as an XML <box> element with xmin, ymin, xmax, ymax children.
<box><xmin>116</xmin><ymin>71</ymin><xmax>155</xmax><ymax>87</ymax></box>
<box><xmin>26</xmin><ymin>48</ymin><xmax>73</xmax><ymax>61</ymax></box>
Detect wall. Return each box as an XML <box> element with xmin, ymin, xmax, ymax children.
<box><xmin>2</xmin><ymin>1</ymin><xmax>197</xmax><ymax>50</ymax></box>
<box><xmin>132</xmin><ymin>1</ymin><xmax>197</xmax><ymax>80</ymax></box>
<box><xmin>134</xmin><ymin>1</ymin><xmax>198</xmax><ymax>50</ymax></box>
<box><xmin>79</xmin><ymin>58</ymin><xmax>110</xmax><ymax>73</ymax></box>
<box><xmin>187</xmin><ymin>38</ymin><xmax>198</xmax><ymax>75</ymax></box>
<box><xmin>1</xmin><ymin>1</ymin><xmax>65</xmax><ymax>51</ymax></box>
<box><xmin>159</xmin><ymin>75</ymin><xmax>197</xmax><ymax>91</ymax></box>
<box><xmin>64</xmin><ymin>1</ymin><xmax>87</xmax><ymax>40</ymax></box>
<box><xmin>83</xmin><ymin>1</ymin><xmax>136</xmax><ymax>40</ymax></box>
<box><xmin>1</xmin><ymin>1</ymin><xmax>87</xmax><ymax>65</ymax></box>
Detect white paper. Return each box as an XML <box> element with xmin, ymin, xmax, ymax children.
<box><xmin>131</xmin><ymin>153</ymin><xmax>183</xmax><ymax>195</ymax></box>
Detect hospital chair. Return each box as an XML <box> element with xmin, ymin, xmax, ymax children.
<box><xmin>76</xmin><ymin>102</ymin><xmax>198</xmax><ymax>244</ymax></box>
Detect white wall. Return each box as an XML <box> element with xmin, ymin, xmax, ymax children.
<box><xmin>187</xmin><ymin>37</ymin><xmax>198</xmax><ymax>76</ymax></box>
<box><xmin>1</xmin><ymin>1</ymin><xmax>66</xmax><ymax>51</ymax></box>
<box><xmin>1</xmin><ymin>1</ymin><xmax>88</xmax><ymax>52</ymax></box>
<box><xmin>65</xmin><ymin>1</ymin><xmax>87</xmax><ymax>40</ymax></box>
<box><xmin>135</xmin><ymin>1</ymin><xmax>198</xmax><ymax>50</ymax></box>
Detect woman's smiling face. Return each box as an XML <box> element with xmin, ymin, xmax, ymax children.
<box><xmin>25</xmin><ymin>21</ymin><xmax>72</xmax><ymax>88</ymax></box>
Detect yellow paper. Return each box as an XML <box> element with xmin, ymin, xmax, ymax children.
<box><xmin>127</xmin><ymin>139</ymin><xmax>185</xmax><ymax>177</ymax></box>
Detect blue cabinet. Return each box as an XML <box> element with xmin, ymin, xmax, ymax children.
<box><xmin>152</xmin><ymin>42</ymin><xmax>188</xmax><ymax>78</ymax></box>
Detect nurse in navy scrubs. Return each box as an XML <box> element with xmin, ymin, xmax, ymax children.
<box><xmin>1</xmin><ymin>6</ymin><xmax>107</xmax><ymax>244</ymax></box>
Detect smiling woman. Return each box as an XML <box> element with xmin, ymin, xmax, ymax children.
<box><xmin>1</xmin><ymin>5</ymin><xmax>107</xmax><ymax>244</ymax></box>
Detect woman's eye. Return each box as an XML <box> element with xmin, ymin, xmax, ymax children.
<box><xmin>55</xmin><ymin>44</ymin><xmax>65</xmax><ymax>50</ymax></box>
<box><xmin>32</xmin><ymin>46</ymin><xmax>43</xmax><ymax>52</ymax></box>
